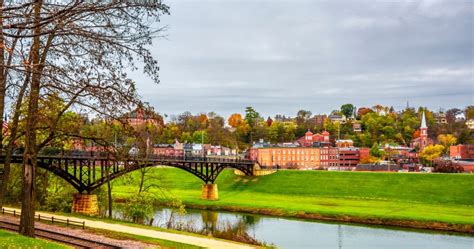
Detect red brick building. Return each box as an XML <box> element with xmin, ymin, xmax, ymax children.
<box><xmin>249</xmin><ymin>146</ymin><xmax>322</xmax><ymax>169</ymax></box>
<box><xmin>308</xmin><ymin>115</ymin><xmax>327</xmax><ymax>127</ymax></box>
<box><xmin>125</xmin><ymin>107</ymin><xmax>161</xmax><ymax>127</ymax></box>
<box><xmin>296</xmin><ymin>130</ymin><xmax>330</xmax><ymax>147</ymax></box>
<box><xmin>338</xmin><ymin>148</ymin><xmax>360</xmax><ymax>167</ymax></box>
<box><xmin>335</xmin><ymin>139</ymin><xmax>354</xmax><ymax>148</ymax></box>
<box><xmin>450</xmin><ymin>144</ymin><xmax>474</xmax><ymax>160</ymax></box>
<box><xmin>320</xmin><ymin>147</ymin><xmax>339</xmax><ymax>168</ymax></box>
<box><xmin>153</xmin><ymin>144</ymin><xmax>176</xmax><ymax>156</ymax></box>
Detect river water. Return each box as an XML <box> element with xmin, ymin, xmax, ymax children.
<box><xmin>113</xmin><ymin>207</ymin><xmax>473</xmax><ymax>249</ymax></box>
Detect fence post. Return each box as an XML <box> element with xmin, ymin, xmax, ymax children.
<box><xmin>82</xmin><ymin>221</ymin><xmax>85</xmax><ymax>229</ymax></box>
<box><xmin>51</xmin><ymin>216</ymin><xmax>54</xmax><ymax>224</ymax></box>
<box><xmin>67</xmin><ymin>219</ymin><xmax>69</xmax><ymax>227</ymax></box>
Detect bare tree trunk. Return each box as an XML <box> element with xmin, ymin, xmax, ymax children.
<box><xmin>19</xmin><ymin>0</ymin><xmax>42</xmax><ymax>237</ymax></box>
<box><xmin>138</xmin><ymin>168</ymin><xmax>145</xmax><ymax>195</ymax></box>
<box><xmin>0</xmin><ymin>76</ymin><xmax>29</xmax><ymax>208</ymax></box>
<box><xmin>0</xmin><ymin>0</ymin><xmax>6</xmax><ymax>209</ymax></box>
<box><xmin>107</xmin><ymin>180</ymin><xmax>112</xmax><ymax>218</ymax></box>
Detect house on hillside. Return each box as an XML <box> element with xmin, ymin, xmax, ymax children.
<box><xmin>296</xmin><ymin>130</ymin><xmax>330</xmax><ymax>147</ymax></box>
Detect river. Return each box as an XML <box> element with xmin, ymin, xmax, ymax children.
<box><xmin>113</xmin><ymin>207</ymin><xmax>473</xmax><ymax>249</ymax></box>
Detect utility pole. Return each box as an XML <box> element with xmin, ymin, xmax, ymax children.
<box><xmin>338</xmin><ymin>122</ymin><xmax>341</xmax><ymax>140</ymax></box>
<box><xmin>338</xmin><ymin>224</ymin><xmax>342</xmax><ymax>249</ymax></box>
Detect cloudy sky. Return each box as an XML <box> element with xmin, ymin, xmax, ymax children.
<box><xmin>130</xmin><ymin>0</ymin><xmax>473</xmax><ymax>118</ymax></box>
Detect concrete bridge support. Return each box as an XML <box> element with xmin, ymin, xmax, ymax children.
<box><xmin>201</xmin><ymin>184</ymin><xmax>218</xmax><ymax>200</ymax></box>
<box><xmin>72</xmin><ymin>193</ymin><xmax>99</xmax><ymax>215</ymax></box>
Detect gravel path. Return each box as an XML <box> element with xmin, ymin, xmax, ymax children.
<box><xmin>0</xmin><ymin>215</ymin><xmax>153</xmax><ymax>248</ymax></box>
<box><xmin>4</xmin><ymin>208</ymin><xmax>256</xmax><ymax>249</ymax></box>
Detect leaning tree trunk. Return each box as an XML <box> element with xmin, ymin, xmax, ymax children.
<box><xmin>0</xmin><ymin>0</ymin><xmax>6</xmax><ymax>209</ymax></box>
<box><xmin>0</xmin><ymin>75</ymin><xmax>29</xmax><ymax>209</ymax></box>
<box><xmin>107</xmin><ymin>180</ymin><xmax>112</xmax><ymax>218</ymax></box>
<box><xmin>19</xmin><ymin>0</ymin><xmax>42</xmax><ymax>237</ymax></box>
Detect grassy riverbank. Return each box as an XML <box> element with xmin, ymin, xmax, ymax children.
<box><xmin>0</xmin><ymin>229</ymin><xmax>68</xmax><ymax>248</ymax></box>
<box><xmin>113</xmin><ymin>168</ymin><xmax>474</xmax><ymax>233</ymax></box>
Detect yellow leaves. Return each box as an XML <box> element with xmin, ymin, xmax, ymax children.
<box><xmin>360</xmin><ymin>155</ymin><xmax>379</xmax><ymax>164</ymax></box>
<box><xmin>437</xmin><ymin>134</ymin><xmax>457</xmax><ymax>148</ymax></box>
<box><xmin>419</xmin><ymin>144</ymin><xmax>445</xmax><ymax>162</ymax></box>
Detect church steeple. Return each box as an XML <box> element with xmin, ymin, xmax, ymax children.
<box><xmin>420</xmin><ymin>110</ymin><xmax>428</xmax><ymax>149</ymax></box>
<box><xmin>421</xmin><ymin>111</ymin><xmax>427</xmax><ymax>129</ymax></box>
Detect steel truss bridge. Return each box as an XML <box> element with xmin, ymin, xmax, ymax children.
<box><xmin>0</xmin><ymin>155</ymin><xmax>256</xmax><ymax>193</ymax></box>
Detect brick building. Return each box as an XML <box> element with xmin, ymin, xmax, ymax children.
<box><xmin>250</xmin><ymin>146</ymin><xmax>321</xmax><ymax>169</ymax></box>
<box><xmin>152</xmin><ymin>140</ymin><xmax>184</xmax><ymax>157</ymax></box>
<box><xmin>338</xmin><ymin>148</ymin><xmax>360</xmax><ymax>167</ymax></box>
<box><xmin>296</xmin><ymin>130</ymin><xmax>330</xmax><ymax>147</ymax></box>
<box><xmin>450</xmin><ymin>144</ymin><xmax>474</xmax><ymax>160</ymax></box>
<box><xmin>335</xmin><ymin>139</ymin><xmax>354</xmax><ymax>148</ymax></box>
<box><xmin>125</xmin><ymin>107</ymin><xmax>161</xmax><ymax>127</ymax></box>
<box><xmin>308</xmin><ymin>115</ymin><xmax>327</xmax><ymax>127</ymax></box>
<box><xmin>153</xmin><ymin>144</ymin><xmax>176</xmax><ymax>156</ymax></box>
<box><xmin>320</xmin><ymin>147</ymin><xmax>339</xmax><ymax>169</ymax></box>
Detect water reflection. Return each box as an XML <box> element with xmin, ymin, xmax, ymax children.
<box><xmin>111</xmin><ymin>206</ymin><xmax>473</xmax><ymax>249</ymax></box>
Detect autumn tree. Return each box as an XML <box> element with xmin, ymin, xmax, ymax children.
<box><xmin>228</xmin><ymin>113</ymin><xmax>244</xmax><ymax>128</ymax></box>
<box><xmin>357</xmin><ymin>107</ymin><xmax>373</xmax><ymax>117</ymax></box>
<box><xmin>1</xmin><ymin>1</ymin><xmax>169</xmax><ymax>236</ymax></box>
<box><xmin>437</xmin><ymin>134</ymin><xmax>457</xmax><ymax>155</ymax></box>
<box><xmin>419</xmin><ymin>145</ymin><xmax>445</xmax><ymax>166</ymax></box>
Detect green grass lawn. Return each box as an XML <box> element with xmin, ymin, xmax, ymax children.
<box><xmin>113</xmin><ymin>168</ymin><xmax>474</xmax><ymax>227</ymax></box>
<box><xmin>0</xmin><ymin>229</ymin><xmax>69</xmax><ymax>248</ymax></box>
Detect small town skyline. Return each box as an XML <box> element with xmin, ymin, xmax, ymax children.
<box><xmin>157</xmin><ymin>103</ymin><xmax>471</xmax><ymax>124</ymax></box>
<box><xmin>132</xmin><ymin>0</ymin><xmax>473</xmax><ymax>117</ymax></box>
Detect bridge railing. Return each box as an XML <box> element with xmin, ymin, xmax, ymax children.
<box><xmin>1</xmin><ymin>208</ymin><xmax>85</xmax><ymax>229</ymax></box>
<box><xmin>2</xmin><ymin>152</ymin><xmax>257</xmax><ymax>165</ymax></box>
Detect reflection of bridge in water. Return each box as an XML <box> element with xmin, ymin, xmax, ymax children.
<box><xmin>0</xmin><ymin>154</ymin><xmax>257</xmax><ymax>215</ymax></box>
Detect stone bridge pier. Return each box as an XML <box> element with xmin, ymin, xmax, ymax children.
<box><xmin>72</xmin><ymin>193</ymin><xmax>99</xmax><ymax>215</ymax></box>
<box><xmin>201</xmin><ymin>183</ymin><xmax>218</xmax><ymax>200</ymax></box>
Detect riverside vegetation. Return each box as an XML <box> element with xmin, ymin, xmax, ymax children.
<box><xmin>112</xmin><ymin>168</ymin><xmax>474</xmax><ymax>233</ymax></box>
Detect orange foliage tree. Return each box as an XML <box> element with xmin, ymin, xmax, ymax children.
<box><xmin>228</xmin><ymin>113</ymin><xmax>244</xmax><ymax>128</ymax></box>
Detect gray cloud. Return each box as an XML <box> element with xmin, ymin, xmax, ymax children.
<box><xmin>130</xmin><ymin>0</ymin><xmax>474</xmax><ymax>118</ymax></box>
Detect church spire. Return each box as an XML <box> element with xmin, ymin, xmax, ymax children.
<box><xmin>421</xmin><ymin>110</ymin><xmax>427</xmax><ymax>129</ymax></box>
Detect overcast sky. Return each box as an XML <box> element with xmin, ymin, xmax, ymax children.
<box><xmin>129</xmin><ymin>0</ymin><xmax>473</xmax><ymax>118</ymax></box>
